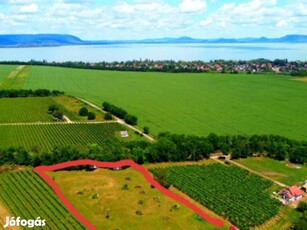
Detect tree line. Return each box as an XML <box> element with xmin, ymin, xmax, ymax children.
<box><xmin>0</xmin><ymin>89</ymin><xmax>64</xmax><ymax>98</ymax></box>
<box><xmin>102</xmin><ymin>102</ymin><xmax>138</xmax><ymax>125</ymax></box>
<box><xmin>0</xmin><ymin>133</ymin><xmax>306</xmax><ymax>167</ymax></box>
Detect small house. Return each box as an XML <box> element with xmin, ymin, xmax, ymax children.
<box><xmin>120</xmin><ymin>131</ymin><xmax>129</xmax><ymax>138</ymax></box>
<box><xmin>282</xmin><ymin>186</ymin><xmax>304</xmax><ymax>201</ymax></box>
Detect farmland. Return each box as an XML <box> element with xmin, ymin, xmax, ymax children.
<box><xmin>0</xmin><ymin>169</ymin><xmax>85</xmax><ymax>229</ymax></box>
<box><xmin>48</xmin><ymin>167</ymin><xmax>230</xmax><ymax>230</ymax></box>
<box><xmin>0</xmin><ymin>65</ymin><xmax>17</xmax><ymax>86</ymax></box>
<box><xmin>0</xmin><ymin>97</ymin><xmax>80</xmax><ymax>123</ymax></box>
<box><xmin>150</xmin><ymin>163</ymin><xmax>281</xmax><ymax>230</ymax></box>
<box><xmin>235</xmin><ymin>157</ymin><xmax>307</xmax><ymax>186</ymax></box>
<box><xmin>21</xmin><ymin>65</ymin><xmax>307</xmax><ymax>140</ymax></box>
<box><xmin>0</xmin><ymin>123</ymin><xmax>139</xmax><ymax>151</ymax></box>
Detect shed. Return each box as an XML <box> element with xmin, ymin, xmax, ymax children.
<box><xmin>120</xmin><ymin>131</ymin><xmax>129</xmax><ymax>138</ymax></box>
<box><xmin>302</xmin><ymin>184</ymin><xmax>307</xmax><ymax>193</ymax></box>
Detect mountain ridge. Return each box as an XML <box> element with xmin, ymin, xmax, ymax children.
<box><xmin>0</xmin><ymin>34</ymin><xmax>306</xmax><ymax>47</ymax></box>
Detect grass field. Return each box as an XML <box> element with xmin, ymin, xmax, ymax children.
<box><xmin>21</xmin><ymin>65</ymin><xmax>307</xmax><ymax>140</ymax></box>
<box><xmin>49</xmin><ymin>168</ymin><xmax>229</xmax><ymax>230</ymax></box>
<box><xmin>0</xmin><ymin>65</ymin><xmax>29</xmax><ymax>89</ymax></box>
<box><xmin>0</xmin><ymin>65</ymin><xmax>18</xmax><ymax>87</ymax></box>
<box><xmin>0</xmin><ymin>123</ymin><xmax>141</xmax><ymax>151</ymax></box>
<box><xmin>0</xmin><ymin>169</ymin><xmax>85</xmax><ymax>229</ymax></box>
<box><xmin>235</xmin><ymin>157</ymin><xmax>307</xmax><ymax>186</ymax></box>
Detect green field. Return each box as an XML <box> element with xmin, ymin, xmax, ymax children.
<box><xmin>20</xmin><ymin>65</ymin><xmax>307</xmax><ymax>140</ymax></box>
<box><xmin>151</xmin><ymin>163</ymin><xmax>281</xmax><ymax>230</ymax></box>
<box><xmin>0</xmin><ymin>97</ymin><xmax>81</xmax><ymax>123</ymax></box>
<box><xmin>0</xmin><ymin>123</ymin><xmax>140</xmax><ymax>151</ymax></box>
<box><xmin>0</xmin><ymin>169</ymin><xmax>85</xmax><ymax>229</ymax></box>
<box><xmin>235</xmin><ymin>157</ymin><xmax>307</xmax><ymax>186</ymax></box>
<box><xmin>49</xmin><ymin>168</ymin><xmax>229</xmax><ymax>230</ymax></box>
<box><xmin>0</xmin><ymin>65</ymin><xmax>18</xmax><ymax>86</ymax></box>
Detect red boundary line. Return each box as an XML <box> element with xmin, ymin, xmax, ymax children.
<box><xmin>34</xmin><ymin>159</ymin><xmax>237</xmax><ymax>230</ymax></box>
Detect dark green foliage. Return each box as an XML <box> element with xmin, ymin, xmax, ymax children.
<box><xmin>48</xmin><ymin>104</ymin><xmax>59</xmax><ymax>113</ymax></box>
<box><xmin>293</xmin><ymin>211</ymin><xmax>307</xmax><ymax>230</ymax></box>
<box><xmin>152</xmin><ymin>168</ymin><xmax>171</xmax><ymax>189</ymax></box>
<box><xmin>143</xmin><ymin>126</ymin><xmax>149</xmax><ymax>134</ymax></box>
<box><xmin>0</xmin><ymin>89</ymin><xmax>64</xmax><ymax>98</ymax></box>
<box><xmin>79</xmin><ymin>107</ymin><xmax>88</xmax><ymax>116</ymax></box>
<box><xmin>104</xmin><ymin>112</ymin><xmax>113</xmax><ymax>120</ymax></box>
<box><xmin>124</xmin><ymin>114</ymin><xmax>138</xmax><ymax>126</ymax></box>
<box><xmin>297</xmin><ymin>202</ymin><xmax>307</xmax><ymax>213</ymax></box>
<box><xmin>53</xmin><ymin>109</ymin><xmax>64</xmax><ymax>120</ymax></box>
<box><xmin>121</xmin><ymin>184</ymin><xmax>129</xmax><ymax>190</ymax></box>
<box><xmin>102</xmin><ymin>102</ymin><xmax>127</xmax><ymax>119</ymax></box>
<box><xmin>87</xmin><ymin>112</ymin><xmax>96</xmax><ymax>120</ymax></box>
<box><xmin>289</xmin><ymin>146</ymin><xmax>307</xmax><ymax>164</ymax></box>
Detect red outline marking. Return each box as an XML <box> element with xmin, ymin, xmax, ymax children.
<box><xmin>34</xmin><ymin>160</ymin><xmax>237</xmax><ymax>230</ymax></box>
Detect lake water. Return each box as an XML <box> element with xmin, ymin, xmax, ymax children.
<box><xmin>0</xmin><ymin>43</ymin><xmax>306</xmax><ymax>62</ymax></box>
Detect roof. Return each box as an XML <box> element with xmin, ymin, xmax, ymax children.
<box><xmin>284</xmin><ymin>186</ymin><xmax>304</xmax><ymax>197</ymax></box>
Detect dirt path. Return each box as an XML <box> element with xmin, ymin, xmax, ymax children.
<box><xmin>75</xmin><ymin>97</ymin><xmax>155</xmax><ymax>142</ymax></box>
<box><xmin>63</xmin><ymin>115</ymin><xmax>73</xmax><ymax>123</ymax></box>
<box><xmin>211</xmin><ymin>156</ymin><xmax>288</xmax><ymax>187</ymax></box>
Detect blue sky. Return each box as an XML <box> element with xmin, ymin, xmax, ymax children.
<box><xmin>0</xmin><ymin>0</ymin><xmax>306</xmax><ymax>40</ymax></box>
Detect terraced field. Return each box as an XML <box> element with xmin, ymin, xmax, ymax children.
<box><xmin>0</xmin><ymin>169</ymin><xmax>85</xmax><ymax>229</ymax></box>
<box><xmin>22</xmin><ymin>65</ymin><xmax>307</xmax><ymax>140</ymax></box>
<box><xmin>0</xmin><ymin>123</ymin><xmax>138</xmax><ymax>151</ymax></box>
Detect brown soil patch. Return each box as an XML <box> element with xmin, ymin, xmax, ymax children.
<box><xmin>292</xmin><ymin>77</ymin><xmax>307</xmax><ymax>82</ymax></box>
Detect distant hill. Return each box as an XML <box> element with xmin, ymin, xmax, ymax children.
<box><xmin>0</xmin><ymin>34</ymin><xmax>84</xmax><ymax>47</ymax></box>
<box><xmin>0</xmin><ymin>34</ymin><xmax>306</xmax><ymax>47</ymax></box>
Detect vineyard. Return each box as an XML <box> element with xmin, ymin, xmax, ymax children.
<box><xmin>0</xmin><ymin>169</ymin><xmax>85</xmax><ymax>229</ymax></box>
<box><xmin>150</xmin><ymin>164</ymin><xmax>281</xmax><ymax>230</ymax></box>
<box><xmin>0</xmin><ymin>97</ymin><xmax>80</xmax><ymax>123</ymax></box>
<box><xmin>0</xmin><ymin>123</ymin><xmax>132</xmax><ymax>151</ymax></box>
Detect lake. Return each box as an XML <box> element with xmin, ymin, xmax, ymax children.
<box><xmin>0</xmin><ymin>43</ymin><xmax>306</xmax><ymax>62</ymax></box>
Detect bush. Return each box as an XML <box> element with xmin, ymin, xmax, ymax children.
<box><xmin>79</xmin><ymin>107</ymin><xmax>88</xmax><ymax>116</ymax></box>
<box><xmin>121</xmin><ymin>184</ymin><xmax>129</xmax><ymax>190</ymax></box>
<box><xmin>143</xmin><ymin>126</ymin><xmax>149</xmax><ymax>134</ymax></box>
<box><xmin>48</xmin><ymin>104</ymin><xmax>59</xmax><ymax>113</ymax></box>
<box><xmin>87</xmin><ymin>112</ymin><xmax>96</xmax><ymax>120</ymax></box>
<box><xmin>53</xmin><ymin>109</ymin><xmax>64</xmax><ymax>120</ymax></box>
<box><xmin>104</xmin><ymin>112</ymin><xmax>113</xmax><ymax>120</ymax></box>
<box><xmin>297</xmin><ymin>202</ymin><xmax>307</xmax><ymax>213</ymax></box>
<box><xmin>124</xmin><ymin>114</ymin><xmax>138</xmax><ymax>126</ymax></box>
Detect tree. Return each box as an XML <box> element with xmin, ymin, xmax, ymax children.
<box><xmin>48</xmin><ymin>104</ymin><xmax>59</xmax><ymax>113</ymax></box>
<box><xmin>143</xmin><ymin>126</ymin><xmax>149</xmax><ymax>134</ymax></box>
<box><xmin>79</xmin><ymin>107</ymin><xmax>88</xmax><ymax>116</ymax></box>
<box><xmin>153</xmin><ymin>168</ymin><xmax>171</xmax><ymax>189</ymax></box>
<box><xmin>124</xmin><ymin>114</ymin><xmax>138</xmax><ymax>126</ymax></box>
<box><xmin>53</xmin><ymin>109</ymin><xmax>64</xmax><ymax>120</ymax></box>
<box><xmin>104</xmin><ymin>112</ymin><xmax>113</xmax><ymax>120</ymax></box>
<box><xmin>87</xmin><ymin>112</ymin><xmax>96</xmax><ymax>120</ymax></box>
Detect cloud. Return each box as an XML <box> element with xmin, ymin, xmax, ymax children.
<box><xmin>179</xmin><ymin>0</ymin><xmax>207</xmax><ymax>13</ymax></box>
<box><xmin>18</xmin><ymin>3</ymin><xmax>38</xmax><ymax>13</ymax></box>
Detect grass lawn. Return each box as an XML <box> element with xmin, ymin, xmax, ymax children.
<box><xmin>22</xmin><ymin>65</ymin><xmax>307</xmax><ymax>140</ymax></box>
<box><xmin>235</xmin><ymin>157</ymin><xmax>307</xmax><ymax>186</ymax></box>
<box><xmin>49</xmin><ymin>168</ymin><xmax>230</xmax><ymax>230</ymax></box>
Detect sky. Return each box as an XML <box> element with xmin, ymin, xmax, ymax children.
<box><xmin>0</xmin><ymin>0</ymin><xmax>306</xmax><ymax>40</ymax></box>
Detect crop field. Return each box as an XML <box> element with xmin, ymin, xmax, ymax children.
<box><xmin>20</xmin><ymin>65</ymin><xmax>307</xmax><ymax>140</ymax></box>
<box><xmin>0</xmin><ymin>169</ymin><xmax>85</xmax><ymax>229</ymax></box>
<box><xmin>235</xmin><ymin>157</ymin><xmax>307</xmax><ymax>186</ymax></box>
<box><xmin>0</xmin><ymin>97</ymin><xmax>81</xmax><ymax>123</ymax></box>
<box><xmin>0</xmin><ymin>123</ymin><xmax>139</xmax><ymax>151</ymax></box>
<box><xmin>48</xmin><ymin>168</ymin><xmax>230</xmax><ymax>230</ymax></box>
<box><xmin>150</xmin><ymin>163</ymin><xmax>281</xmax><ymax>230</ymax></box>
